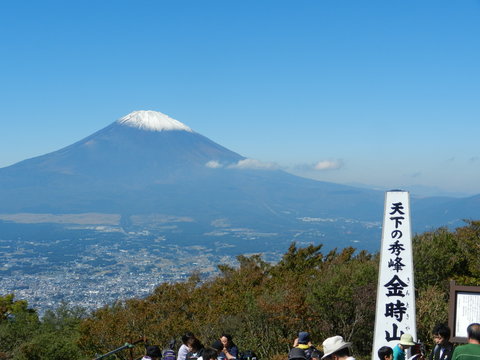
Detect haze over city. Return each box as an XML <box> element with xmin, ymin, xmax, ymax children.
<box><xmin>1</xmin><ymin>0</ymin><xmax>479</xmax><ymax>196</ymax></box>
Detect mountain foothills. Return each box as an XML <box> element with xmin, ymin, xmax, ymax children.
<box><xmin>0</xmin><ymin>110</ymin><xmax>478</xmax><ymax>238</ymax></box>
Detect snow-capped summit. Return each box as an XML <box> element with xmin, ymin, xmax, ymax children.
<box><xmin>117</xmin><ymin>110</ymin><xmax>193</xmax><ymax>132</ymax></box>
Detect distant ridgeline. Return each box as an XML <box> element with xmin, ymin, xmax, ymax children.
<box><xmin>0</xmin><ymin>110</ymin><xmax>477</xmax><ymax>237</ymax></box>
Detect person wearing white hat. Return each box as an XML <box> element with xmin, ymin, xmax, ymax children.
<box><xmin>321</xmin><ymin>336</ymin><xmax>353</xmax><ymax>360</ymax></box>
<box><xmin>393</xmin><ymin>334</ymin><xmax>416</xmax><ymax>360</ymax></box>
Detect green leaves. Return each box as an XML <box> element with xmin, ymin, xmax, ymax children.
<box><xmin>0</xmin><ymin>297</ymin><xmax>84</xmax><ymax>360</ymax></box>
<box><xmin>413</xmin><ymin>220</ymin><xmax>480</xmax><ymax>348</ymax></box>
<box><xmin>0</xmin><ymin>294</ymin><xmax>35</xmax><ymax>322</ymax></box>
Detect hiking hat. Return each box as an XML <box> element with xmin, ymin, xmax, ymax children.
<box><xmin>321</xmin><ymin>336</ymin><xmax>352</xmax><ymax>359</ymax></box>
<box><xmin>298</xmin><ymin>332</ymin><xmax>311</xmax><ymax>344</ymax></box>
<box><xmin>289</xmin><ymin>348</ymin><xmax>307</xmax><ymax>360</ymax></box>
<box><xmin>399</xmin><ymin>334</ymin><xmax>416</xmax><ymax>346</ymax></box>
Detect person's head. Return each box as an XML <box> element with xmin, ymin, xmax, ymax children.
<box><xmin>377</xmin><ymin>346</ymin><xmax>393</xmax><ymax>360</ymax></box>
<box><xmin>182</xmin><ymin>332</ymin><xmax>195</xmax><ymax>345</ymax></box>
<box><xmin>203</xmin><ymin>348</ymin><xmax>219</xmax><ymax>360</ymax></box>
<box><xmin>145</xmin><ymin>345</ymin><xmax>162</xmax><ymax>360</ymax></box>
<box><xmin>288</xmin><ymin>348</ymin><xmax>307</xmax><ymax>360</ymax></box>
<box><xmin>467</xmin><ymin>323</ymin><xmax>480</xmax><ymax>343</ymax></box>
<box><xmin>221</xmin><ymin>334</ymin><xmax>234</xmax><ymax>348</ymax></box>
<box><xmin>298</xmin><ymin>332</ymin><xmax>311</xmax><ymax>345</ymax></box>
<box><xmin>432</xmin><ymin>324</ymin><xmax>451</xmax><ymax>345</ymax></box>
<box><xmin>399</xmin><ymin>334</ymin><xmax>416</xmax><ymax>350</ymax></box>
<box><xmin>211</xmin><ymin>340</ymin><xmax>224</xmax><ymax>354</ymax></box>
<box><xmin>187</xmin><ymin>337</ymin><xmax>204</xmax><ymax>352</ymax></box>
<box><xmin>321</xmin><ymin>336</ymin><xmax>352</xmax><ymax>360</ymax></box>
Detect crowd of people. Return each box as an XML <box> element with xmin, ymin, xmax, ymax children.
<box><xmin>140</xmin><ymin>333</ymin><xmax>242</xmax><ymax>360</ymax></box>
<box><xmin>138</xmin><ymin>323</ymin><xmax>480</xmax><ymax>360</ymax></box>
<box><xmin>378</xmin><ymin>323</ymin><xmax>480</xmax><ymax>360</ymax></box>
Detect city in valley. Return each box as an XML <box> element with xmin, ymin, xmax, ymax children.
<box><xmin>0</xmin><ymin>213</ymin><xmax>380</xmax><ymax>314</ymax></box>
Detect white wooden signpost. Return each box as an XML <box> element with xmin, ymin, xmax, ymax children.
<box><xmin>373</xmin><ymin>190</ymin><xmax>417</xmax><ymax>359</ymax></box>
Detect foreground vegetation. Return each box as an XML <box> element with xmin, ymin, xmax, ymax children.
<box><xmin>1</xmin><ymin>221</ymin><xmax>479</xmax><ymax>360</ymax></box>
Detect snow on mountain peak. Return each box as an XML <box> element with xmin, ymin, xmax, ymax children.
<box><xmin>117</xmin><ymin>110</ymin><xmax>193</xmax><ymax>132</ymax></box>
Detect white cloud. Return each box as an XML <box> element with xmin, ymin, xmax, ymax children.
<box><xmin>205</xmin><ymin>160</ymin><xmax>223</xmax><ymax>168</ymax></box>
<box><xmin>313</xmin><ymin>159</ymin><xmax>344</xmax><ymax>171</ymax></box>
<box><xmin>229</xmin><ymin>158</ymin><xmax>280</xmax><ymax>170</ymax></box>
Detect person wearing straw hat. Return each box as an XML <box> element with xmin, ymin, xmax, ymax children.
<box><xmin>321</xmin><ymin>336</ymin><xmax>353</xmax><ymax>360</ymax></box>
<box><xmin>393</xmin><ymin>334</ymin><xmax>416</xmax><ymax>360</ymax></box>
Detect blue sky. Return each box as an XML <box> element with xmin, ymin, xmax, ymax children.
<box><xmin>1</xmin><ymin>0</ymin><xmax>479</xmax><ymax>196</ymax></box>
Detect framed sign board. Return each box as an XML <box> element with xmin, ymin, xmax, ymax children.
<box><xmin>448</xmin><ymin>280</ymin><xmax>480</xmax><ymax>343</ymax></box>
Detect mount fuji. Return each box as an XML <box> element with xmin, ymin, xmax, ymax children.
<box><xmin>0</xmin><ymin>111</ymin><xmax>478</xmax><ymax>252</ymax></box>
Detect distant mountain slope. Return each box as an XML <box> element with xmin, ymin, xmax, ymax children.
<box><xmin>0</xmin><ymin>110</ymin><xmax>478</xmax><ymax>240</ymax></box>
<box><xmin>411</xmin><ymin>194</ymin><xmax>480</xmax><ymax>230</ymax></box>
<box><xmin>3</xmin><ymin>114</ymin><xmax>244</xmax><ymax>186</ymax></box>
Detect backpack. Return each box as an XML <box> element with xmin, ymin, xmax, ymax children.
<box><xmin>290</xmin><ymin>346</ymin><xmax>318</xmax><ymax>360</ymax></box>
<box><xmin>162</xmin><ymin>339</ymin><xmax>176</xmax><ymax>360</ymax></box>
<box><xmin>241</xmin><ymin>350</ymin><xmax>258</xmax><ymax>360</ymax></box>
<box><xmin>163</xmin><ymin>348</ymin><xmax>176</xmax><ymax>360</ymax></box>
<box><xmin>303</xmin><ymin>347</ymin><xmax>314</xmax><ymax>360</ymax></box>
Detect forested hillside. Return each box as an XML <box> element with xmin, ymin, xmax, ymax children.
<box><xmin>1</xmin><ymin>221</ymin><xmax>479</xmax><ymax>360</ymax></box>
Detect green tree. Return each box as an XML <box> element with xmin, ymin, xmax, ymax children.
<box><xmin>0</xmin><ymin>294</ymin><xmax>39</xmax><ymax>357</ymax></box>
<box><xmin>307</xmin><ymin>249</ymin><xmax>377</xmax><ymax>355</ymax></box>
<box><xmin>454</xmin><ymin>220</ymin><xmax>480</xmax><ymax>284</ymax></box>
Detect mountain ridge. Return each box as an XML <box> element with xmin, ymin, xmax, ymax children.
<box><xmin>0</xmin><ymin>110</ymin><xmax>478</xmax><ymax>245</ymax></box>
